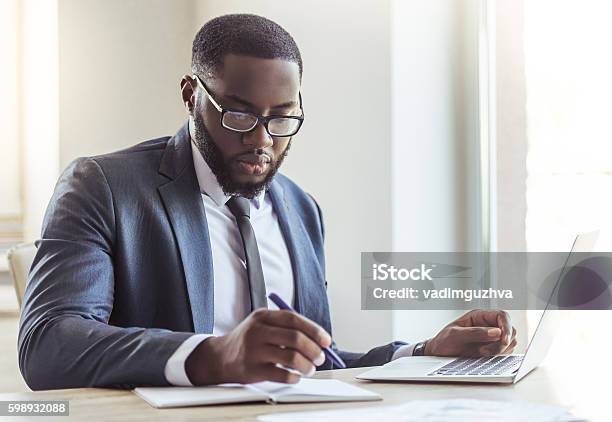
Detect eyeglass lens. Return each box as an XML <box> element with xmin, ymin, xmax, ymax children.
<box><xmin>222</xmin><ymin>111</ymin><xmax>300</xmax><ymax>136</ymax></box>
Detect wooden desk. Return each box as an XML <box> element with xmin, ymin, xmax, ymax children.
<box><xmin>0</xmin><ymin>361</ymin><xmax>608</xmax><ymax>421</ymax></box>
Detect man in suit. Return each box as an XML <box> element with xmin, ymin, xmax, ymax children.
<box><xmin>18</xmin><ymin>14</ymin><xmax>516</xmax><ymax>390</ymax></box>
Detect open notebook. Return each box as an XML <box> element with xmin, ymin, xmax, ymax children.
<box><xmin>134</xmin><ymin>378</ymin><xmax>381</xmax><ymax>408</ymax></box>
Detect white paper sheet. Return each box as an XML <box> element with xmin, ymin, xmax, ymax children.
<box><xmin>258</xmin><ymin>398</ymin><xmax>574</xmax><ymax>422</ymax></box>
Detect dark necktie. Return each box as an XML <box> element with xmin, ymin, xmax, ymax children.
<box><xmin>226</xmin><ymin>196</ymin><xmax>268</xmax><ymax>310</ymax></box>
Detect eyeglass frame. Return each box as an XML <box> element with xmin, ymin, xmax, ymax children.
<box><xmin>193</xmin><ymin>74</ymin><xmax>305</xmax><ymax>137</ymax></box>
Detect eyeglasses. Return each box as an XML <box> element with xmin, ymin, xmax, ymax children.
<box><xmin>193</xmin><ymin>74</ymin><xmax>304</xmax><ymax>137</ymax></box>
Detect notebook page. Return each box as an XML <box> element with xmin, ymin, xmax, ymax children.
<box><xmin>250</xmin><ymin>378</ymin><xmax>381</xmax><ymax>403</ymax></box>
<box><xmin>134</xmin><ymin>384</ymin><xmax>269</xmax><ymax>408</ymax></box>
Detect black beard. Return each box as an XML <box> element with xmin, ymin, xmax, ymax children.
<box><xmin>191</xmin><ymin>110</ymin><xmax>291</xmax><ymax>199</ymax></box>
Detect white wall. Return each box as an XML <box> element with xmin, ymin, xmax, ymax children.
<box><xmin>495</xmin><ymin>0</ymin><xmax>529</xmax><ymax>349</ymax></box>
<box><xmin>194</xmin><ymin>0</ymin><xmax>394</xmax><ymax>351</ymax></box>
<box><xmin>391</xmin><ymin>0</ymin><xmax>482</xmax><ymax>341</ymax></box>
<box><xmin>58</xmin><ymin>0</ymin><xmax>195</xmax><ymax>168</ymax></box>
<box><xmin>496</xmin><ymin>0</ymin><xmax>527</xmax><ymax>253</ymax></box>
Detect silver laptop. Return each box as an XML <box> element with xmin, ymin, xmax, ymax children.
<box><xmin>357</xmin><ymin>231</ymin><xmax>599</xmax><ymax>384</ymax></box>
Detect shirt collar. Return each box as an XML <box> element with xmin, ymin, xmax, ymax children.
<box><xmin>190</xmin><ymin>137</ymin><xmax>266</xmax><ymax>209</ymax></box>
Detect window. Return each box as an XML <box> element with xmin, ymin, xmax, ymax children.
<box><xmin>0</xmin><ymin>0</ymin><xmax>59</xmax><ymax>306</ymax></box>
<box><xmin>0</xmin><ymin>0</ymin><xmax>22</xmax><ymax>277</ymax></box>
<box><xmin>494</xmin><ymin>0</ymin><xmax>612</xmax><ymax>368</ymax></box>
<box><xmin>524</xmin><ymin>0</ymin><xmax>612</xmax><ymax>250</ymax></box>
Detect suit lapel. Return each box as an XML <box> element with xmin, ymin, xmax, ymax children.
<box><xmin>269</xmin><ymin>180</ymin><xmax>331</xmax><ymax>334</ymax></box>
<box><xmin>158</xmin><ymin>123</ymin><xmax>214</xmax><ymax>334</ymax></box>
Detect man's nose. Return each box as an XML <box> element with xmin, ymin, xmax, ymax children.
<box><xmin>242</xmin><ymin>122</ymin><xmax>273</xmax><ymax>149</ymax></box>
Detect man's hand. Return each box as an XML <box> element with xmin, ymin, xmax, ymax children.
<box><xmin>185</xmin><ymin>309</ymin><xmax>331</xmax><ymax>385</ymax></box>
<box><xmin>425</xmin><ymin>310</ymin><xmax>517</xmax><ymax>357</ymax></box>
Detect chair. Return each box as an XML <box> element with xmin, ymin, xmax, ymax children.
<box><xmin>7</xmin><ymin>243</ymin><xmax>37</xmax><ymax>308</ymax></box>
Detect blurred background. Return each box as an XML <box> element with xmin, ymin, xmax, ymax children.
<box><xmin>1</xmin><ymin>0</ymin><xmax>611</xmax><ymax>392</ymax></box>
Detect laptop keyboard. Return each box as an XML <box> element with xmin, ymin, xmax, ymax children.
<box><xmin>428</xmin><ymin>355</ymin><xmax>523</xmax><ymax>376</ymax></box>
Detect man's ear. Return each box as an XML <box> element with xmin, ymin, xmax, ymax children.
<box><xmin>180</xmin><ymin>75</ymin><xmax>196</xmax><ymax>115</ymax></box>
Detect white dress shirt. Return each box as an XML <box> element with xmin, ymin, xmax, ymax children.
<box><xmin>164</xmin><ymin>140</ymin><xmax>413</xmax><ymax>385</ymax></box>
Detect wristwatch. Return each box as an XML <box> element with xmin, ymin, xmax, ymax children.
<box><xmin>412</xmin><ymin>340</ymin><xmax>428</xmax><ymax>356</ymax></box>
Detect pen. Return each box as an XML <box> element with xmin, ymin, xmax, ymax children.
<box><xmin>268</xmin><ymin>292</ymin><xmax>347</xmax><ymax>369</ymax></box>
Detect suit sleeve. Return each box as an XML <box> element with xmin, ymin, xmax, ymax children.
<box><xmin>335</xmin><ymin>341</ymin><xmax>407</xmax><ymax>368</ymax></box>
<box><xmin>307</xmin><ymin>194</ymin><xmax>407</xmax><ymax>368</ymax></box>
<box><xmin>18</xmin><ymin>158</ymin><xmax>193</xmax><ymax>390</ymax></box>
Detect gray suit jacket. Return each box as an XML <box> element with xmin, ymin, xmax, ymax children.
<box><xmin>18</xmin><ymin>122</ymin><xmax>405</xmax><ymax>390</ymax></box>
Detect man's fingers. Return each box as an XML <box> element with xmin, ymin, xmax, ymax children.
<box><xmin>262</xmin><ymin>345</ymin><xmax>316</xmax><ymax>376</ymax></box>
<box><xmin>478</xmin><ymin>343</ymin><xmax>499</xmax><ymax>356</ymax></box>
<box><xmin>458</xmin><ymin>310</ymin><xmax>500</xmax><ymax>327</ymax></box>
<box><xmin>496</xmin><ymin>312</ymin><xmax>513</xmax><ymax>346</ymax></box>
<box><xmin>256</xmin><ymin>310</ymin><xmax>332</xmax><ymax>347</ymax></box>
<box><xmin>459</xmin><ymin>310</ymin><xmax>512</xmax><ymax>345</ymax></box>
<box><xmin>433</xmin><ymin>310</ymin><xmax>518</xmax><ymax>358</ymax></box>
<box><xmin>500</xmin><ymin>337</ymin><xmax>517</xmax><ymax>355</ymax></box>
<box><xmin>265</xmin><ymin>326</ymin><xmax>325</xmax><ymax>365</ymax></box>
<box><xmin>252</xmin><ymin>363</ymin><xmax>301</xmax><ymax>384</ymax></box>
<box><xmin>500</xmin><ymin>327</ymin><xmax>517</xmax><ymax>355</ymax></box>
<box><xmin>454</xmin><ymin>326</ymin><xmax>502</xmax><ymax>343</ymax></box>
<box><xmin>485</xmin><ymin>339</ymin><xmax>517</xmax><ymax>356</ymax></box>
<box><xmin>264</xmin><ymin>326</ymin><xmax>325</xmax><ymax>365</ymax></box>
<box><xmin>462</xmin><ymin>310</ymin><xmax>511</xmax><ymax>332</ymax></box>
<box><xmin>478</xmin><ymin>334</ymin><xmax>517</xmax><ymax>356</ymax></box>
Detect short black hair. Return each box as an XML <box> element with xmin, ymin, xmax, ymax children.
<box><xmin>192</xmin><ymin>14</ymin><xmax>303</xmax><ymax>80</ymax></box>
